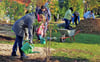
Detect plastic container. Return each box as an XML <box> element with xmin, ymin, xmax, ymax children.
<box><xmin>21</xmin><ymin>42</ymin><xmax>34</xmax><ymax>54</ymax></box>
<box><xmin>39</xmin><ymin>36</ymin><xmax>46</xmax><ymax>44</ymax></box>
<box><xmin>40</xmin><ymin>37</ymin><xmax>46</xmax><ymax>44</ymax></box>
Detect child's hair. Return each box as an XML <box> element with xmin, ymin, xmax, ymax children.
<box><xmin>41</xmin><ymin>6</ymin><xmax>45</xmax><ymax>9</ymax></box>
<box><xmin>39</xmin><ymin>14</ymin><xmax>46</xmax><ymax>22</ymax></box>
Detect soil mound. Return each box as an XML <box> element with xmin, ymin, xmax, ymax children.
<box><xmin>76</xmin><ymin>19</ymin><xmax>100</xmax><ymax>34</ymax></box>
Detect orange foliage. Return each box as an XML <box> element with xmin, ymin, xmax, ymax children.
<box><xmin>36</xmin><ymin>0</ymin><xmax>47</xmax><ymax>7</ymax></box>
<box><xmin>14</xmin><ymin>0</ymin><xmax>31</xmax><ymax>6</ymax></box>
<box><xmin>8</xmin><ymin>0</ymin><xmax>31</xmax><ymax>7</ymax></box>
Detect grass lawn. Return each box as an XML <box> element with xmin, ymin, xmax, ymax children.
<box><xmin>96</xmin><ymin>15</ymin><xmax>100</xmax><ymax>18</ymax></box>
<box><xmin>0</xmin><ymin>33</ymin><xmax>100</xmax><ymax>62</ymax></box>
<box><xmin>34</xmin><ymin>33</ymin><xmax>100</xmax><ymax>62</ymax></box>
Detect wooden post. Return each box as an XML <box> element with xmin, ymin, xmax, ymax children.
<box><xmin>45</xmin><ymin>24</ymin><xmax>52</xmax><ymax>62</ymax></box>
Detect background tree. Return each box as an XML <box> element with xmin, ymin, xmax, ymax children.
<box><xmin>1</xmin><ymin>0</ymin><xmax>25</xmax><ymax>23</ymax></box>
<box><xmin>85</xmin><ymin>0</ymin><xmax>100</xmax><ymax>15</ymax></box>
<box><xmin>0</xmin><ymin>1</ymin><xmax>6</xmax><ymax>21</ymax></box>
<box><xmin>58</xmin><ymin>0</ymin><xmax>84</xmax><ymax>17</ymax></box>
<box><xmin>70</xmin><ymin>0</ymin><xmax>84</xmax><ymax>17</ymax></box>
<box><xmin>49</xmin><ymin>0</ymin><xmax>59</xmax><ymax>17</ymax></box>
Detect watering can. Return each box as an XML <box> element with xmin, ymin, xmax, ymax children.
<box><xmin>39</xmin><ymin>36</ymin><xmax>46</xmax><ymax>44</ymax></box>
<box><xmin>21</xmin><ymin>40</ymin><xmax>40</xmax><ymax>54</ymax></box>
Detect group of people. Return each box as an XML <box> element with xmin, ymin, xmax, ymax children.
<box><xmin>36</xmin><ymin>5</ymin><xmax>51</xmax><ymax>41</ymax></box>
<box><xmin>59</xmin><ymin>7</ymin><xmax>95</xmax><ymax>30</ymax></box>
<box><xmin>63</xmin><ymin>7</ymin><xmax>80</xmax><ymax>29</ymax></box>
<box><xmin>58</xmin><ymin>7</ymin><xmax>80</xmax><ymax>29</ymax></box>
<box><xmin>11</xmin><ymin>2</ymin><xmax>51</xmax><ymax>59</ymax></box>
<box><xmin>11</xmin><ymin>2</ymin><xmax>95</xmax><ymax>59</ymax></box>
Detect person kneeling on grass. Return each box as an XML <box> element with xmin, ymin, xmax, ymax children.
<box><xmin>11</xmin><ymin>12</ymin><xmax>35</xmax><ymax>59</ymax></box>
<box><xmin>83</xmin><ymin>10</ymin><xmax>95</xmax><ymax>20</ymax></box>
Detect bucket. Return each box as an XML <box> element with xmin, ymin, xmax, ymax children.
<box><xmin>39</xmin><ymin>36</ymin><xmax>46</xmax><ymax>44</ymax></box>
<box><xmin>21</xmin><ymin>40</ymin><xmax>34</xmax><ymax>54</ymax></box>
<box><xmin>40</xmin><ymin>38</ymin><xmax>46</xmax><ymax>44</ymax></box>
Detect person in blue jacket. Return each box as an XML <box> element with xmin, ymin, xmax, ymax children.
<box><xmin>11</xmin><ymin>12</ymin><xmax>35</xmax><ymax>59</ymax></box>
<box><xmin>84</xmin><ymin>10</ymin><xmax>95</xmax><ymax>19</ymax></box>
<box><xmin>72</xmin><ymin>12</ymin><xmax>80</xmax><ymax>26</ymax></box>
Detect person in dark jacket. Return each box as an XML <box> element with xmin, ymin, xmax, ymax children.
<box><xmin>35</xmin><ymin>5</ymin><xmax>40</xmax><ymax>19</ymax></box>
<box><xmin>11</xmin><ymin>12</ymin><xmax>35</xmax><ymax>59</ymax></box>
<box><xmin>72</xmin><ymin>12</ymin><xmax>80</xmax><ymax>26</ymax></box>
<box><xmin>38</xmin><ymin>5</ymin><xmax>51</xmax><ymax>22</ymax></box>
<box><xmin>37</xmin><ymin>6</ymin><xmax>45</xmax><ymax>22</ymax></box>
<box><xmin>38</xmin><ymin>6</ymin><xmax>46</xmax><ymax>15</ymax></box>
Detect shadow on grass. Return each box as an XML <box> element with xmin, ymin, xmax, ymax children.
<box><xmin>50</xmin><ymin>56</ymin><xmax>89</xmax><ymax>62</ymax></box>
<box><xmin>0</xmin><ymin>55</ymin><xmax>43</xmax><ymax>62</ymax></box>
<box><xmin>0</xmin><ymin>35</ymin><xmax>15</xmax><ymax>40</ymax></box>
<box><xmin>0</xmin><ymin>55</ymin><xmax>89</xmax><ymax>62</ymax></box>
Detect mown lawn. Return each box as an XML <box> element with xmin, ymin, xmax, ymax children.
<box><xmin>34</xmin><ymin>33</ymin><xmax>100</xmax><ymax>62</ymax></box>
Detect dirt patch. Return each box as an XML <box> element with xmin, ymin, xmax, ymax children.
<box><xmin>0</xmin><ymin>44</ymin><xmax>55</xmax><ymax>62</ymax></box>
<box><xmin>0</xmin><ymin>44</ymin><xmax>90</xmax><ymax>62</ymax></box>
<box><xmin>76</xmin><ymin>19</ymin><xmax>100</xmax><ymax>34</ymax></box>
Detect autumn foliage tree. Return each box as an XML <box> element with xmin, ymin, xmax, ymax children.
<box><xmin>69</xmin><ymin>0</ymin><xmax>84</xmax><ymax>17</ymax></box>
<box><xmin>1</xmin><ymin>0</ymin><xmax>25</xmax><ymax>22</ymax></box>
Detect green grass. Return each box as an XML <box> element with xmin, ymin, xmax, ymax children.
<box><xmin>0</xmin><ymin>41</ymin><xmax>14</xmax><ymax>44</ymax></box>
<box><xmin>34</xmin><ymin>33</ymin><xmax>100</xmax><ymax>62</ymax></box>
<box><xmin>96</xmin><ymin>15</ymin><xmax>100</xmax><ymax>18</ymax></box>
<box><xmin>0</xmin><ymin>33</ymin><xmax>100</xmax><ymax>62</ymax></box>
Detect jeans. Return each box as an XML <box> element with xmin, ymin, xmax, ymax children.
<box><xmin>84</xmin><ymin>16</ymin><xmax>87</xmax><ymax>19</ymax></box>
<box><xmin>11</xmin><ymin>35</ymin><xmax>25</xmax><ymax>57</ymax></box>
<box><xmin>63</xmin><ymin>18</ymin><xmax>70</xmax><ymax>29</ymax></box>
<box><xmin>74</xmin><ymin>16</ymin><xmax>78</xmax><ymax>26</ymax></box>
<box><xmin>36</xmin><ymin>33</ymin><xmax>41</xmax><ymax>40</ymax></box>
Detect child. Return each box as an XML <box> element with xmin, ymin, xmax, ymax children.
<box><xmin>36</xmin><ymin>14</ymin><xmax>46</xmax><ymax>40</ymax></box>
